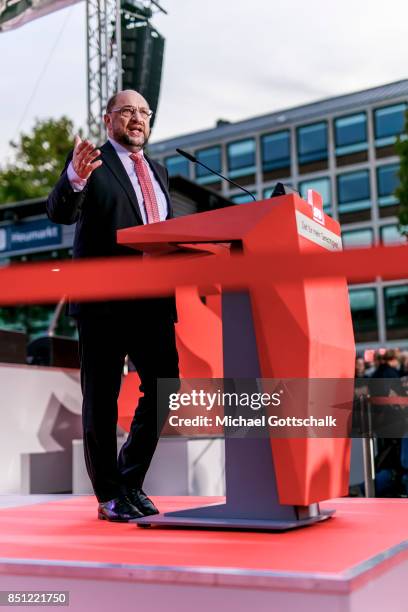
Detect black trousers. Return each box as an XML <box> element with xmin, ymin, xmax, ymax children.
<box><xmin>77</xmin><ymin>301</ymin><xmax>179</xmax><ymax>502</ymax></box>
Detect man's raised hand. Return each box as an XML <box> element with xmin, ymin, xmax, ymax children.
<box><xmin>72</xmin><ymin>135</ymin><xmax>102</xmax><ymax>180</ymax></box>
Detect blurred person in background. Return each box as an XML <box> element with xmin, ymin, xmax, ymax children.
<box><xmin>354</xmin><ymin>355</ymin><xmax>369</xmax><ymax>398</ymax></box>
<box><xmin>369</xmin><ymin>349</ymin><xmax>408</xmax><ymax>496</ymax></box>
<box><xmin>372</xmin><ymin>349</ymin><xmax>401</xmax><ymax>380</ymax></box>
<box><xmin>399</xmin><ymin>350</ymin><xmax>408</xmax><ymax>378</ymax></box>
<box><xmin>363</xmin><ymin>350</ymin><xmax>383</xmax><ymax>377</ymax></box>
<box><xmin>355</xmin><ymin>356</ymin><xmax>367</xmax><ymax>378</ymax></box>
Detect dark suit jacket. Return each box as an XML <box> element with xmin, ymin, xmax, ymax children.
<box><xmin>46</xmin><ymin>140</ymin><xmax>176</xmax><ymax>318</ymax></box>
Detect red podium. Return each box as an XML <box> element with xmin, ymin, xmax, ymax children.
<box><xmin>117</xmin><ymin>194</ymin><xmax>355</xmax><ymax>530</ymax></box>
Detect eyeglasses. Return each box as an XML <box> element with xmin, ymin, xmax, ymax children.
<box><xmin>110</xmin><ymin>105</ymin><xmax>154</xmax><ymax>120</ymax></box>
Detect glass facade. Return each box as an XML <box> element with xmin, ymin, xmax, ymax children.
<box><xmin>374</xmin><ymin>103</ymin><xmax>407</xmax><ymax>147</ymax></box>
<box><xmin>337</xmin><ymin>170</ymin><xmax>371</xmax><ymax>213</ymax></box>
<box><xmin>380</xmin><ymin>224</ymin><xmax>407</xmax><ymax>245</ymax></box>
<box><xmin>297</xmin><ymin>122</ymin><xmax>328</xmax><ymax>165</ymax></box>
<box><xmin>342</xmin><ymin>228</ymin><xmax>373</xmax><ymax>249</ymax></box>
<box><xmin>384</xmin><ymin>285</ymin><xmax>408</xmax><ymax>338</ymax></box>
<box><xmin>349</xmin><ymin>288</ymin><xmax>378</xmax><ymax>341</ymax></box>
<box><xmin>263</xmin><ymin>186</ymin><xmax>276</xmax><ymax>199</ymax></box>
<box><xmin>261</xmin><ymin>131</ymin><xmax>290</xmax><ymax>172</ymax></box>
<box><xmin>230</xmin><ymin>192</ymin><xmax>256</xmax><ymax>204</ymax></box>
<box><xmin>227</xmin><ymin>139</ymin><xmax>256</xmax><ymax>179</ymax></box>
<box><xmin>298</xmin><ymin>177</ymin><xmax>331</xmax><ymax>213</ymax></box>
<box><xmin>195</xmin><ymin>146</ymin><xmax>222</xmax><ymax>184</ymax></box>
<box><xmin>164</xmin><ymin>155</ymin><xmax>190</xmax><ymax>178</ymax></box>
<box><xmin>377</xmin><ymin>163</ymin><xmax>400</xmax><ymax>206</ymax></box>
<box><xmin>334</xmin><ymin>113</ymin><xmax>367</xmax><ymax>156</ymax></box>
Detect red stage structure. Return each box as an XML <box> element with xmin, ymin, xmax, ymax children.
<box><xmin>117</xmin><ymin>193</ymin><xmax>356</xmax><ymax>529</ymax></box>
<box><xmin>1</xmin><ymin>197</ymin><xmax>408</xmax><ymax>609</ymax></box>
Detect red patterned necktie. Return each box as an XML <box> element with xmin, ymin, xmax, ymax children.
<box><xmin>130</xmin><ymin>152</ymin><xmax>161</xmax><ymax>223</ymax></box>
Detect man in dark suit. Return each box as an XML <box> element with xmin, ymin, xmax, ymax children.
<box><xmin>47</xmin><ymin>89</ymin><xmax>179</xmax><ymax>522</ymax></box>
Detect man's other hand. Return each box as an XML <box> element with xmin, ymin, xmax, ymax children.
<box><xmin>72</xmin><ymin>135</ymin><xmax>102</xmax><ymax>180</ymax></box>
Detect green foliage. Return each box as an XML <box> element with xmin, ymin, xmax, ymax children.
<box><xmin>395</xmin><ymin>110</ymin><xmax>408</xmax><ymax>232</ymax></box>
<box><xmin>0</xmin><ymin>117</ymin><xmax>76</xmax><ymax>204</ymax></box>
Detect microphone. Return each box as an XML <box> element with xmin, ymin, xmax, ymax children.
<box><xmin>176</xmin><ymin>148</ymin><xmax>257</xmax><ymax>202</ymax></box>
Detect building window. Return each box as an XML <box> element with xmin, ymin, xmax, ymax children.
<box><xmin>263</xmin><ymin>186</ymin><xmax>275</xmax><ymax>199</ymax></box>
<box><xmin>380</xmin><ymin>225</ymin><xmax>407</xmax><ymax>245</ymax></box>
<box><xmin>349</xmin><ymin>288</ymin><xmax>378</xmax><ymax>342</ymax></box>
<box><xmin>230</xmin><ymin>192</ymin><xmax>256</xmax><ymax>204</ymax></box>
<box><xmin>377</xmin><ymin>163</ymin><xmax>400</xmax><ymax>207</ymax></box>
<box><xmin>297</xmin><ymin>122</ymin><xmax>328</xmax><ymax>165</ymax></box>
<box><xmin>261</xmin><ymin>131</ymin><xmax>290</xmax><ymax>172</ymax></box>
<box><xmin>374</xmin><ymin>103</ymin><xmax>407</xmax><ymax>148</ymax></box>
<box><xmin>164</xmin><ymin>155</ymin><xmax>190</xmax><ymax>178</ymax></box>
<box><xmin>342</xmin><ymin>228</ymin><xmax>373</xmax><ymax>249</ymax></box>
<box><xmin>334</xmin><ymin>112</ymin><xmax>367</xmax><ymax>156</ymax></box>
<box><xmin>384</xmin><ymin>285</ymin><xmax>408</xmax><ymax>339</ymax></box>
<box><xmin>227</xmin><ymin>139</ymin><xmax>256</xmax><ymax>179</ymax></box>
<box><xmin>298</xmin><ymin>177</ymin><xmax>331</xmax><ymax>213</ymax></box>
<box><xmin>337</xmin><ymin>170</ymin><xmax>371</xmax><ymax>213</ymax></box>
<box><xmin>195</xmin><ymin>146</ymin><xmax>222</xmax><ymax>184</ymax></box>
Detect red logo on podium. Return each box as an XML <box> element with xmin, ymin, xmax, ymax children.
<box><xmin>307</xmin><ymin>190</ymin><xmax>325</xmax><ymax>226</ymax></box>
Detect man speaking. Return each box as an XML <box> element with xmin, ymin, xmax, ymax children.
<box><xmin>47</xmin><ymin>90</ymin><xmax>179</xmax><ymax>522</ymax></box>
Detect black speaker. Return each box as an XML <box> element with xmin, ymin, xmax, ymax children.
<box><xmin>121</xmin><ymin>21</ymin><xmax>165</xmax><ymax>126</ymax></box>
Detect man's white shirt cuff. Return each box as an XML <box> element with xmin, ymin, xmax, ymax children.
<box><xmin>67</xmin><ymin>161</ymin><xmax>87</xmax><ymax>192</ymax></box>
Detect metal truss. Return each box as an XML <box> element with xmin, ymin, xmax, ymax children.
<box><xmin>86</xmin><ymin>0</ymin><xmax>166</xmax><ymax>143</ymax></box>
<box><xmin>86</xmin><ymin>0</ymin><xmax>122</xmax><ymax>143</ymax></box>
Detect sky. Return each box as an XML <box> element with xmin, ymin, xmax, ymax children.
<box><xmin>0</xmin><ymin>0</ymin><xmax>407</xmax><ymax>163</ymax></box>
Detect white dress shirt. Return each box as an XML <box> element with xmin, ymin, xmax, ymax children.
<box><xmin>67</xmin><ymin>137</ymin><xmax>169</xmax><ymax>224</ymax></box>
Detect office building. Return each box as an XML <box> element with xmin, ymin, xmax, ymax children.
<box><xmin>149</xmin><ymin>79</ymin><xmax>408</xmax><ymax>351</ymax></box>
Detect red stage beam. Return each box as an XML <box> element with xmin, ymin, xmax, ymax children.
<box><xmin>0</xmin><ymin>244</ymin><xmax>407</xmax><ymax>305</ymax></box>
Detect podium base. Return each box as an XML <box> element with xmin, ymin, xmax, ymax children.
<box><xmin>134</xmin><ymin>502</ymin><xmax>335</xmax><ymax>531</ymax></box>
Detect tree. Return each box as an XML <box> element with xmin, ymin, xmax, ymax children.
<box><xmin>395</xmin><ymin>111</ymin><xmax>408</xmax><ymax>232</ymax></box>
<box><xmin>0</xmin><ymin>117</ymin><xmax>77</xmax><ymax>204</ymax></box>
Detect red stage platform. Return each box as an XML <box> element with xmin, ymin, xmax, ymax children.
<box><xmin>0</xmin><ymin>496</ymin><xmax>407</xmax><ymax>611</ymax></box>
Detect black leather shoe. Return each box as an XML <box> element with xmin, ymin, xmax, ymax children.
<box><xmin>124</xmin><ymin>488</ymin><xmax>159</xmax><ymax>516</ymax></box>
<box><xmin>98</xmin><ymin>496</ymin><xmax>144</xmax><ymax>522</ymax></box>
